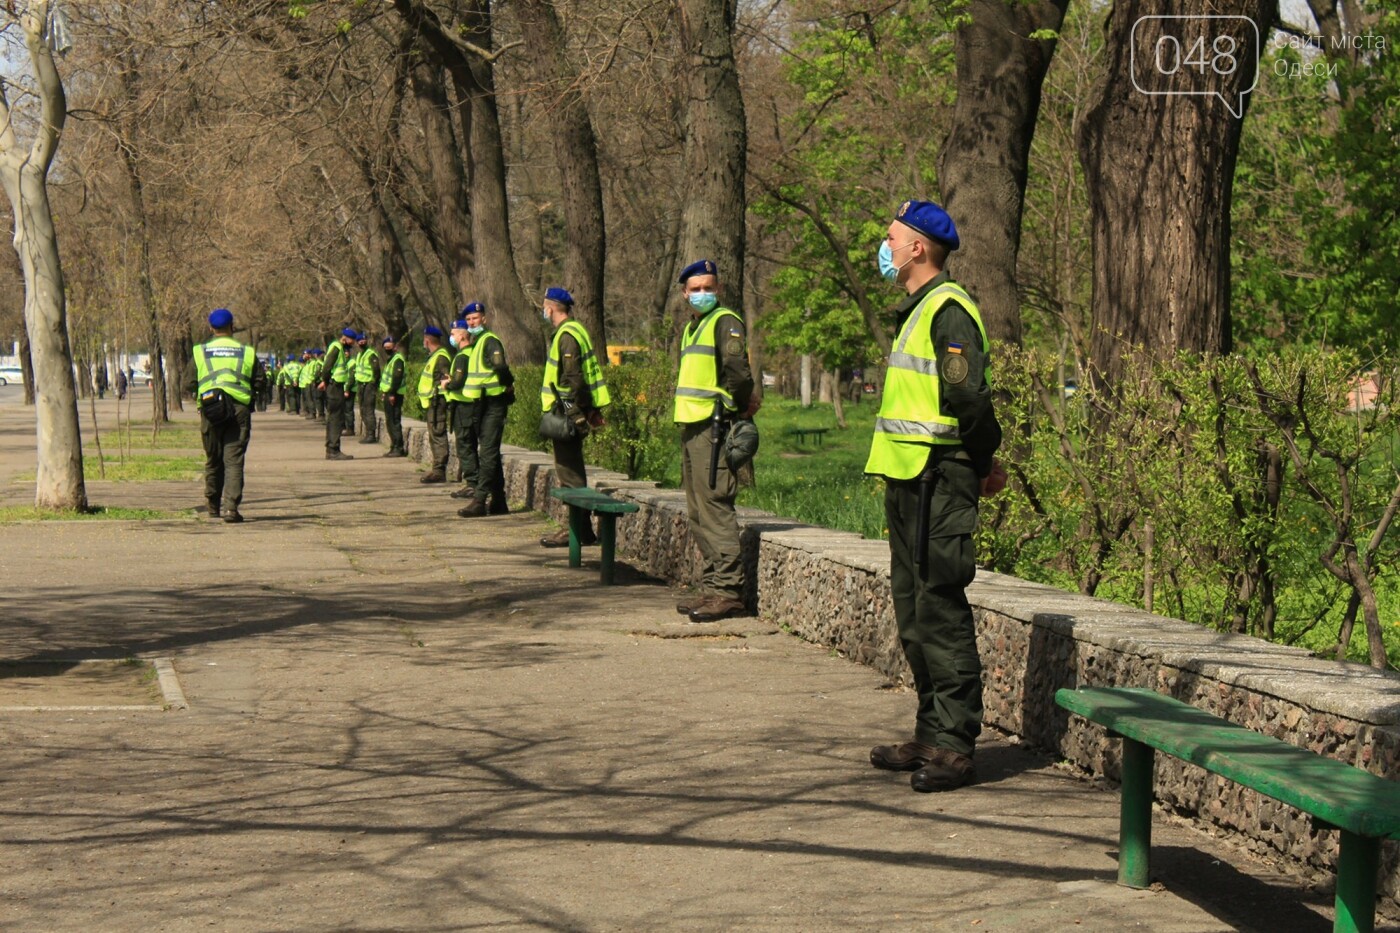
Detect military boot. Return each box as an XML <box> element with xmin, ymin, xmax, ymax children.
<box><xmin>419</xmin><ymin>469</ymin><xmax>446</xmax><ymax>484</ymax></box>
<box><xmin>910</xmin><ymin>749</ymin><xmax>977</xmax><ymax>792</ymax></box>
<box><xmin>869</xmin><ymin>741</ymin><xmax>937</xmax><ymax>772</ymax></box>
<box><xmin>457</xmin><ymin>499</ymin><xmax>487</xmax><ymax>518</ymax></box>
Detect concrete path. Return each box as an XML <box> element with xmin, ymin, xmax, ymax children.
<box><xmin>0</xmin><ymin>386</ymin><xmax>1345</xmax><ymax>931</ymax></box>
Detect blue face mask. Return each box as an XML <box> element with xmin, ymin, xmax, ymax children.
<box><xmin>448</xmin><ymin>335</ymin><xmax>459</xmax><ymax>348</ymax></box>
<box><xmin>687</xmin><ymin>291</ymin><xmax>719</xmax><ymax>313</ymax></box>
<box><xmin>467</xmin><ymin>325</ymin><xmax>484</xmax><ymax>336</ymax></box>
<box><xmin>878</xmin><ymin>241</ymin><xmax>913</xmax><ymax>283</ymax></box>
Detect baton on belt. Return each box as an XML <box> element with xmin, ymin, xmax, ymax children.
<box><xmin>914</xmin><ymin>453</ymin><xmax>937</xmax><ymax>575</ymax></box>
<box><xmin>708</xmin><ymin>400</ymin><xmax>726</xmax><ymax>490</ymax></box>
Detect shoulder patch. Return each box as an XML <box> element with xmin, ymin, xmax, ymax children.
<box><xmin>941</xmin><ymin>354</ymin><xmax>969</xmax><ymax>385</ymax></box>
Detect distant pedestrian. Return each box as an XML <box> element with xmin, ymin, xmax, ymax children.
<box><xmin>187</xmin><ymin>308</ymin><xmax>264</xmax><ymax>524</ymax></box>
<box><xmin>115</xmin><ymin>369</ymin><xmax>128</xmax><ymax>401</ymax></box>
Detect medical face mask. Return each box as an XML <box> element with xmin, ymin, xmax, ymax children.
<box><xmin>878</xmin><ymin>241</ymin><xmax>914</xmax><ymax>283</ymax></box>
<box><xmin>687</xmin><ymin>291</ymin><xmax>719</xmax><ymax>313</ymax></box>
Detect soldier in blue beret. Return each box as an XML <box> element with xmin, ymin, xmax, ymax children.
<box><xmin>866</xmin><ymin>199</ymin><xmax>1006</xmax><ymax>793</ymax></box>
<box><xmin>455</xmin><ymin>302</ymin><xmax>515</xmax><ymax>517</ymax></box>
<box><xmin>673</xmin><ymin>259</ymin><xmax>760</xmax><ymax>623</ymax></box>
<box><xmin>379</xmin><ymin>335</ymin><xmax>408</xmax><ymax>457</ymax></box>
<box><xmin>417</xmin><ymin>325</ymin><xmax>453</xmax><ymax>482</ymax></box>
<box><xmin>185</xmin><ymin>308</ymin><xmax>265</xmax><ymax>523</ymax></box>
<box><xmin>538</xmin><ymin>287</ymin><xmax>611</xmax><ymax>547</ymax></box>
<box><xmin>319</xmin><ymin>328</ymin><xmax>357</xmax><ymax>460</ymax></box>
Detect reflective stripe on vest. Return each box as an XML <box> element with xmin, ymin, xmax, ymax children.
<box><xmin>354</xmin><ymin>348</ymin><xmax>378</xmax><ymax>384</ymax></box>
<box><xmin>541</xmin><ymin>320</ymin><xmax>611</xmax><ymax>410</ymax></box>
<box><xmin>465</xmin><ymin>331</ymin><xmax>507</xmax><ymax>400</ymax></box>
<box><xmin>443</xmin><ymin>348</ymin><xmax>473</xmax><ymax>404</ymax></box>
<box><xmin>194</xmin><ymin>338</ymin><xmax>255</xmax><ymax>405</ymax></box>
<box><xmin>324</xmin><ymin>342</ymin><xmax>348</xmax><ymax>383</ymax></box>
<box><xmin>379</xmin><ymin>352</ymin><xmax>405</xmax><ymax>392</ymax></box>
<box><xmin>864</xmin><ymin>282</ymin><xmax>991</xmax><ymax>480</ymax></box>
<box><xmin>417</xmin><ymin>347</ymin><xmax>451</xmax><ymax>403</ymax></box>
<box><xmin>673</xmin><ymin>307</ymin><xmax>741</xmax><ymax>424</ymax></box>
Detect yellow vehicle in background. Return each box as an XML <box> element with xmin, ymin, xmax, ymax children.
<box><xmin>607</xmin><ymin>345</ymin><xmax>649</xmax><ymax>366</ymax></box>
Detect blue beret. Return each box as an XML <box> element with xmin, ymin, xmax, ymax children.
<box><xmin>341</xmin><ymin>327</ymin><xmax>357</xmax><ymax>339</ymax></box>
<box><xmin>312</xmin><ymin>348</ymin><xmax>323</xmax><ymax>356</ymax></box>
<box><xmin>208</xmin><ymin>308</ymin><xmax>233</xmax><ymax>329</ymax></box>
<box><xmin>382</xmin><ymin>336</ymin><xmax>394</xmax><ymax>346</ymax></box>
<box><xmin>463</xmin><ymin>302</ymin><xmax>485</xmax><ymax>315</ymax></box>
<box><xmin>451</xmin><ymin>319</ymin><xmax>468</xmax><ymax>330</ymax></box>
<box><xmin>423</xmin><ymin>325</ymin><xmax>443</xmax><ymax>338</ymax></box>
<box><xmin>677</xmin><ymin>259</ymin><xmax>717</xmax><ymax>284</ymax></box>
<box><xmin>544</xmin><ymin>287</ymin><xmax>573</xmax><ymax>306</ymax></box>
<box><xmin>894</xmin><ymin>199</ymin><xmax>960</xmax><ymax>251</ymax></box>
<box><xmin>356</xmin><ymin>331</ymin><xmax>367</xmax><ymax>341</ymax></box>
<box><xmin>287</xmin><ymin>353</ymin><xmax>296</xmax><ymax>361</ymax></box>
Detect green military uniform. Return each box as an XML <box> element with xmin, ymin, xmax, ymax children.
<box><xmin>418</xmin><ymin>342</ymin><xmax>453</xmax><ymax>479</ymax></box>
<box><xmin>443</xmin><ymin>340</ymin><xmax>477</xmax><ymax>488</ymax></box>
<box><xmin>674</xmin><ymin>305</ymin><xmax>754</xmax><ymax>603</ymax></box>
<box><xmin>542</xmin><ymin>319</ymin><xmax>609</xmax><ymax>493</ymax></box>
<box><xmin>284</xmin><ymin>358</ymin><xmax>302</xmax><ymax>413</ymax></box>
<box><xmin>355</xmin><ymin>343</ymin><xmax>381</xmax><ymax>442</ymax></box>
<box><xmin>460</xmin><ymin>328</ymin><xmax>514</xmax><ymax>515</ymax></box>
<box><xmin>865</xmin><ymin>270</ymin><xmax>1001</xmax><ymax>760</ymax></box>
<box><xmin>322</xmin><ymin>338</ymin><xmax>351</xmax><ymax>455</ymax></box>
<box><xmin>298</xmin><ymin>354</ymin><xmax>317</xmax><ymax>418</ymax></box>
<box><xmin>379</xmin><ymin>344</ymin><xmax>407</xmax><ymax>456</ymax></box>
<box><xmin>186</xmin><ymin>334</ymin><xmax>264</xmax><ymax>519</ymax></box>
<box><xmin>343</xmin><ymin>348</ymin><xmax>357</xmax><ymax>436</ymax></box>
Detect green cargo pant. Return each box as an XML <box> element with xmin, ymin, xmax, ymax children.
<box><xmin>475</xmin><ymin>396</ymin><xmax>508</xmax><ymax>508</ymax></box>
<box><xmin>202</xmin><ymin>403</ymin><xmax>252</xmax><ymax>510</ymax></box>
<box><xmin>450</xmin><ymin>401</ymin><xmax>479</xmax><ymax>485</ymax></box>
<box><xmin>884</xmin><ymin>452</ymin><xmax>983</xmax><ymax>756</ymax></box>
<box><xmin>679</xmin><ymin>421</ymin><xmax>743</xmax><ymax>600</ymax></box>
<box><xmin>425</xmin><ymin>397</ymin><xmax>449</xmax><ymax>471</ymax></box>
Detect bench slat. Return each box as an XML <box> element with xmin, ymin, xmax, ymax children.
<box><xmin>549</xmin><ymin>488</ymin><xmax>639</xmax><ymax>514</ymax></box>
<box><xmin>1057</xmin><ymin>687</ymin><xmax>1400</xmax><ymax>840</ymax></box>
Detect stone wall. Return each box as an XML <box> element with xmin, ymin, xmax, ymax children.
<box><xmin>392</xmin><ymin>416</ymin><xmax>1400</xmax><ymax>905</ymax></box>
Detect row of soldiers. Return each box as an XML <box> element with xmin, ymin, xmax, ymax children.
<box><xmin>272</xmin><ymin>333</ymin><xmax>409</xmax><ymax>458</ymax></box>
<box><xmin>195</xmin><ymin>211</ymin><xmax>1003</xmax><ymax>796</ymax></box>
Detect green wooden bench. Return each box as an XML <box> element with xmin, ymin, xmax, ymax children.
<box><xmin>787</xmin><ymin>427</ymin><xmax>829</xmax><ymax>447</ymax></box>
<box><xmin>548</xmin><ymin>487</ymin><xmax>639</xmax><ymax>585</ymax></box>
<box><xmin>1057</xmin><ymin>686</ymin><xmax>1400</xmax><ymax>933</ymax></box>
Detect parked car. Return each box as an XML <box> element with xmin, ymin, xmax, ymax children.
<box><xmin>0</xmin><ymin>366</ymin><xmax>22</xmax><ymax>386</ymax></box>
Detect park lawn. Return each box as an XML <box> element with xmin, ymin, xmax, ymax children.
<box><xmin>13</xmin><ymin>454</ymin><xmax>204</xmax><ymax>484</ymax></box>
<box><xmin>662</xmin><ymin>396</ymin><xmax>888</xmax><ymax>541</ymax></box>
<box><xmin>0</xmin><ymin>505</ymin><xmax>189</xmax><ymax>523</ymax></box>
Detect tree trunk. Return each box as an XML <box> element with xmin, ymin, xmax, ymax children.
<box><xmin>408</xmin><ymin>53</ymin><xmax>475</xmax><ymax>313</ymax></box>
<box><xmin>0</xmin><ymin>3</ymin><xmax>86</xmax><ymax>510</ymax></box>
<box><xmin>118</xmin><ymin>131</ymin><xmax>170</xmax><ymax>425</ymax></box>
<box><xmin>517</xmin><ymin>0</ymin><xmax>608</xmax><ymax>354</ymax></box>
<box><xmin>939</xmin><ymin>0</ymin><xmax>1069</xmax><ymax>346</ymax></box>
<box><xmin>1078</xmin><ymin>3</ymin><xmax>1272</xmax><ymax>385</ymax></box>
<box><xmin>830</xmin><ymin>368</ymin><xmax>847</xmax><ymax>429</ymax></box>
<box><xmin>19</xmin><ymin>328</ymin><xmax>34</xmax><ymax>405</ymax></box>
<box><xmin>674</xmin><ymin>0</ymin><xmax>747</xmax><ymax>317</ymax></box>
<box><xmin>392</xmin><ymin>1</ymin><xmax>536</xmax><ymax>359</ymax></box>
<box><xmin>818</xmin><ymin>368</ymin><xmax>833</xmax><ymax>404</ymax></box>
<box><xmin>800</xmin><ymin>354</ymin><xmax>812</xmax><ymax>408</ymax></box>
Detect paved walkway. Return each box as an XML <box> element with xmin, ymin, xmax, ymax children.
<box><xmin>0</xmin><ymin>387</ymin><xmax>1344</xmax><ymax>931</ymax></box>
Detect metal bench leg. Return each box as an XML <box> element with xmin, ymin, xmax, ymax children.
<box><xmin>567</xmin><ymin>506</ymin><xmax>585</xmax><ymax>568</ymax></box>
<box><xmin>598</xmin><ymin>515</ymin><xmax>617</xmax><ymax>585</ymax></box>
<box><xmin>1335</xmin><ymin>831</ymin><xmax>1378</xmax><ymax>933</ymax></box>
<box><xmin>1118</xmin><ymin>738</ymin><xmax>1154</xmax><ymax>888</ymax></box>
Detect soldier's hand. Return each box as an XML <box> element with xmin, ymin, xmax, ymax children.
<box><xmin>740</xmin><ymin>395</ymin><xmax>762</xmax><ymax>419</ymax></box>
<box><xmin>980</xmin><ymin>459</ymin><xmax>1008</xmax><ymax>498</ymax></box>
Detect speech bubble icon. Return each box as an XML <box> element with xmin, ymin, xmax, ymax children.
<box><xmin>1130</xmin><ymin>15</ymin><xmax>1261</xmax><ymax>118</ymax></box>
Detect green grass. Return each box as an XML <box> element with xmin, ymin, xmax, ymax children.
<box><xmin>0</xmin><ymin>505</ymin><xmax>190</xmax><ymax>523</ymax></box>
<box><xmin>12</xmin><ymin>454</ymin><xmax>205</xmax><ymax>484</ymax></box>
<box><xmin>86</xmin><ymin>424</ymin><xmax>202</xmax><ymax>451</ymax></box>
<box><xmin>661</xmin><ymin>396</ymin><xmax>887</xmax><ymax>539</ymax></box>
